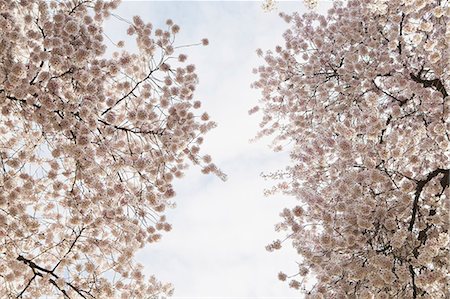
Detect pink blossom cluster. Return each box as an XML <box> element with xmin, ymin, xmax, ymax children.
<box><xmin>253</xmin><ymin>0</ymin><xmax>449</xmax><ymax>297</ymax></box>
<box><xmin>0</xmin><ymin>0</ymin><xmax>222</xmax><ymax>297</ymax></box>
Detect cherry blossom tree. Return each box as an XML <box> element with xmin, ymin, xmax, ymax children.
<box><xmin>252</xmin><ymin>0</ymin><xmax>449</xmax><ymax>297</ymax></box>
<box><xmin>0</xmin><ymin>0</ymin><xmax>222</xmax><ymax>297</ymax></box>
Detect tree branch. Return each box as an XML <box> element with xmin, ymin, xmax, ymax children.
<box><xmin>408</xmin><ymin>168</ymin><xmax>449</xmax><ymax>231</ymax></box>
<box><xmin>16</xmin><ymin>273</ymin><xmax>37</xmax><ymax>298</ymax></box>
<box><xmin>98</xmin><ymin>119</ymin><xmax>164</xmax><ymax>136</ymax></box>
<box><xmin>409</xmin><ymin>265</ymin><xmax>417</xmax><ymax>299</ymax></box>
<box><xmin>52</xmin><ymin>228</ymin><xmax>85</xmax><ymax>272</ymax></box>
<box><xmin>101</xmin><ymin>69</ymin><xmax>158</xmax><ymax>116</ymax></box>
<box><xmin>398</xmin><ymin>13</ymin><xmax>405</xmax><ymax>55</ymax></box>
<box><xmin>410</xmin><ymin>72</ymin><xmax>448</xmax><ymax>98</ymax></box>
<box><xmin>17</xmin><ymin>255</ymin><xmax>88</xmax><ymax>299</ymax></box>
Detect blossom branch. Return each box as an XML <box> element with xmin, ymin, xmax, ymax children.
<box><xmin>408</xmin><ymin>168</ymin><xmax>449</xmax><ymax>232</ymax></box>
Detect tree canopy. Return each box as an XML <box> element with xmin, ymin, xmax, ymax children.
<box><xmin>0</xmin><ymin>0</ymin><xmax>222</xmax><ymax>297</ymax></box>
<box><xmin>253</xmin><ymin>0</ymin><xmax>449</xmax><ymax>297</ymax></box>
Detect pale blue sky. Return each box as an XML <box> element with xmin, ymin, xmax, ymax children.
<box><xmin>104</xmin><ymin>1</ymin><xmax>331</xmax><ymax>297</ymax></box>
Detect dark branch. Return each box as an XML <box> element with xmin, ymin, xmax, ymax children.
<box><xmin>408</xmin><ymin>168</ymin><xmax>449</xmax><ymax>231</ymax></box>
<box><xmin>409</xmin><ymin>265</ymin><xmax>417</xmax><ymax>299</ymax></box>
<box><xmin>98</xmin><ymin>119</ymin><xmax>164</xmax><ymax>136</ymax></box>
<box><xmin>17</xmin><ymin>256</ymin><xmax>57</xmax><ymax>277</ymax></box>
<box><xmin>379</xmin><ymin>115</ymin><xmax>392</xmax><ymax>144</ymax></box>
<box><xmin>101</xmin><ymin>69</ymin><xmax>157</xmax><ymax>116</ymax></box>
<box><xmin>17</xmin><ymin>255</ymin><xmax>87</xmax><ymax>299</ymax></box>
<box><xmin>372</xmin><ymin>80</ymin><xmax>407</xmax><ymax>105</ymax></box>
<box><xmin>398</xmin><ymin>13</ymin><xmax>405</xmax><ymax>55</ymax></box>
<box><xmin>16</xmin><ymin>273</ymin><xmax>37</xmax><ymax>298</ymax></box>
<box><xmin>410</xmin><ymin>72</ymin><xmax>448</xmax><ymax>98</ymax></box>
<box><xmin>52</xmin><ymin>228</ymin><xmax>85</xmax><ymax>272</ymax></box>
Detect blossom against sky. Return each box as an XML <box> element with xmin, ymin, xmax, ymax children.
<box><xmin>104</xmin><ymin>1</ymin><xmax>330</xmax><ymax>297</ymax></box>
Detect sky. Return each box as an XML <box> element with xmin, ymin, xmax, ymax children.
<box><xmin>104</xmin><ymin>1</ymin><xmax>331</xmax><ymax>297</ymax></box>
